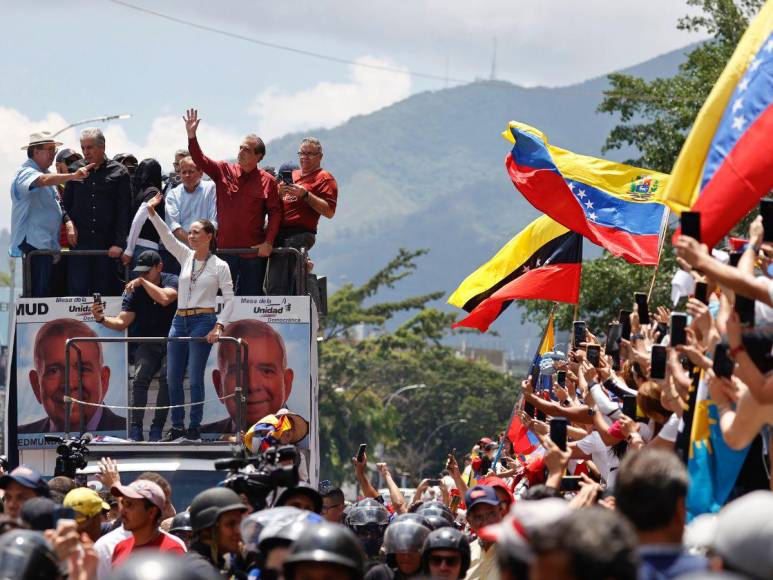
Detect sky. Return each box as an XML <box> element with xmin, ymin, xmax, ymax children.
<box><xmin>0</xmin><ymin>0</ymin><xmax>709</xmax><ymax>232</ymax></box>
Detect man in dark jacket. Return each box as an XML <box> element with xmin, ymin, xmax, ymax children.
<box><xmin>63</xmin><ymin>127</ymin><xmax>131</xmax><ymax>296</ymax></box>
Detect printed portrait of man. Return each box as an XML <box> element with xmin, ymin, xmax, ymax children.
<box><xmin>201</xmin><ymin>319</ymin><xmax>299</xmax><ymax>434</ymax></box>
<box><xmin>18</xmin><ymin>318</ymin><xmax>126</xmax><ymax>434</ymax></box>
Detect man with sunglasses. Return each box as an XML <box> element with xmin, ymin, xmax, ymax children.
<box><xmin>11</xmin><ymin>132</ymin><xmax>93</xmax><ymax>297</ymax></box>
<box><xmin>266</xmin><ymin>137</ymin><xmax>338</xmax><ymax>295</ymax></box>
<box><xmin>421</xmin><ymin>528</ymin><xmax>471</xmax><ymax>580</ymax></box>
<box><xmin>319</xmin><ymin>482</ymin><xmax>346</xmax><ymax>524</ymax></box>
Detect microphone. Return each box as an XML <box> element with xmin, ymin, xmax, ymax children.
<box><xmin>79</xmin><ymin>433</ymin><xmax>94</xmax><ymax>445</ymax></box>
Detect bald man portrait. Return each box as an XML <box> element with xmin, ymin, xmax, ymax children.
<box><xmin>18</xmin><ymin>318</ymin><xmax>126</xmax><ymax>434</ymax></box>
<box><xmin>201</xmin><ymin>319</ymin><xmax>302</xmax><ymax>434</ymax></box>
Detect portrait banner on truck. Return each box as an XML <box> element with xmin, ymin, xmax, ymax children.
<box><xmin>14</xmin><ymin>297</ymin><xmax>128</xmax><ymax>448</ymax></box>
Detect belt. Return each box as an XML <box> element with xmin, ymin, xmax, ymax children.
<box><xmin>176</xmin><ymin>308</ymin><xmax>215</xmax><ymax>316</ymax></box>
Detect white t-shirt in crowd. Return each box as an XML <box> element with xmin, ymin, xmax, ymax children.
<box><xmin>95</xmin><ymin>524</ymin><xmax>185</xmax><ymax>580</ymax></box>
<box><xmin>577</xmin><ymin>431</ymin><xmax>621</xmax><ymax>490</ymax></box>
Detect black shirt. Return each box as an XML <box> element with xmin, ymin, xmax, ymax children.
<box><xmin>132</xmin><ymin>186</ymin><xmax>165</xmax><ymax>245</ymax></box>
<box><xmin>121</xmin><ymin>273</ymin><xmax>178</xmax><ymax>336</ymax></box>
<box><xmin>63</xmin><ymin>157</ymin><xmax>131</xmax><ymax>249</ymax></box>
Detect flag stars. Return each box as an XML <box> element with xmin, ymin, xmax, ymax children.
<box><xmin>535</xmin><ymin>258</ymin><xmax>542</xmax><ymax>267</ymax></box>
<box><xmin>738</xmin><ymin>77</ymin><xmax>750</xmax><ymax>92</ymax></box>
<box><xmin>585</xmin><ymin>200</ymin><xmax>594</xmax><ymax>209</ymax></box>
<box><xmin>568</xmin><ymin>182</ymin><xmax>576</xmax><ymax>191</ymax></box>
<box><xmin>732</xmin><ymin>97</ymin><xmax>744</xmax><ymax>113</ymax></box>
<box><xmin>589</xmin><ymin>211</ymin><xmax>598</xmax><ymax>221</ymax></box>
<box><xmin>732</xmin><ymin>115</ymin><xmax>747</xmax><ymax>131</ymax></box>
<box><xmin>750</xmin><ymin>58</ymin><xmax>762</xmax><ymax>73</ymax></box>
<box><xmin>765</xmin><ymin>38</ymin><xmax>773</xmax><ymax>53</ymax></box>
<box><xmin>522</xmin><ymin>265</ymin><xmax>531</xmax><ymax>272</ymax></box>
<box><xmin>577</xmin><ymin>189</ymin><xmax>586</xmax><ymax>199</ymax></box>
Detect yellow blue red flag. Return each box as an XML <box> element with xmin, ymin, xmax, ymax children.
<box><xmin>664</xmin><ymin>1</ymin><xmax>773</xmax><ymax>247</ymax></box>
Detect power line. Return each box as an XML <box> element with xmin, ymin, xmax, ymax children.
<box><xmin>107</xmin><ymin>0</ymin><xmax>468</xmax><ymax>84</ymax></box>
<box><xmin>107</xmin><ymin>0</ymin><xmax>705</xmax><ymax>104</ymax></box>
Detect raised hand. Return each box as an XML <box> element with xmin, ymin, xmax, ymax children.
<box><xmin>183</xmin><ymin>108</ymin><xmax>201</xmax><ymax>138</ymax></box>
<box><xmin>146</xmin><ymin>192</ymin><xmax>163</xmax><ymax>215</ymax></box>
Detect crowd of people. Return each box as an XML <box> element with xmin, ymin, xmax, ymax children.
<box><xmin>11</xmin><ymin>108</ymin><xmax>338</xmax><ymax>299</ymax></box>
<box><xmin>11</xmin><ymin>110</ymin><xmax>338</xmax><ymax>442</ymax></box>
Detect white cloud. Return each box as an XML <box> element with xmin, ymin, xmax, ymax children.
<box><xmin>249</xmin><ymin>56</ymin><xmax>411</xmax><ymax>141</ymax></box>
<box><xmin>0</xmin><ymin>108</ymin><xmax>243</xmax><ymax>232</ymax></box>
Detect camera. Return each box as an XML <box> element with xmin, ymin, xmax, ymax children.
<box><xmin>44</xmin><ymin>433</ymin><xmax>92</xmax><ymax>478</ymax></box>
<box><xmin>215</xmin><ymin>444</ymin><xmax>300</xmax><ymax>510</ymax></box>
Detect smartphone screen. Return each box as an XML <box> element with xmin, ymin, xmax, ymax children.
<box><xmin>761</xmin><ymin>199</ymin><xmax>773</xmax><ymax>243</ymax></box>
<box><xmin>735</xmin><ymin>295</ymin><xmax>755</xmax><ymax>327</ymax></box>
<box><xmin>560</xmin><ymin>476</ymin><xmax>582</xmax><ymax>492</ymax></box>
<box><xmin>681</xmin><ymin>211</ymin><xmax>701</xmax><ymax>243</ymax></box>
<box><xmin>356</xmin><ymin>443</ymin><xmax>367</xmax><ymax>463</ymax></box>
<box><xmin>606</xmin><ymin>323</ymin><xmax>622</xmax><ymax>353</ymax></box>
<box><xmin>530</xmin><ymin>364</ymin><xmax>541</xmax><ymax>390</ymax></box>
<box><xmin>650</xmin><ymin>345</ymin><xmax>667</xmax><ymax>379</ymax></box>
<box><xmin>573</xmin><ymin>320</ymin><xmax>587</xmax><ymax>349</ymax></box>
<box><xmin>587</xmin><ymin>344</ymin><xmax>601</xmax><ymax>367</ymax></box>
<box><xmin>280</xmin><ymin>171</ymin><xmax>293</xmax><ymax>186</ymax></box>
<box><xmin>622</xmin><ymin>394</ymin><xmax>637</xmax><ymax>419</ymax></box>
<box><xmin>729</xmin><ymin>251</ymin><xmax>742</xmax><ymax>267</ymax></box>
<box><xmin>550</xmin><ymin>417</ymin><xmax>568</xmax><ymax>451</ymax></box>
<box><xmin>619</xmin><ymin>310</ymin><xmax>632</xmax><ymax>341</ymax></box>
<box><xmin>557</xmin><ymin>370</ymin><xmax>567</xmax><ymax>387</ymax></box>
<box><xmin>524</xmin><ymin>401</ymin><xmax>536</xmax><ymax>417</ymax></box>
<box><xmin>670</xmin><ymin>312</ymin><xmax>688</xmax><ymax>347</ymax></box>
<box><xmin>713</xmin><ymin>344</ymin><xmax>735</xmax><ymax>378</ymax></box>
<box><xmin>695</xmin><ymin>281</ymin><xmax>708</xmax><ymax>304</ymax></box>
<box><xmin>634</xmin><ymin>293</ymin><xmax>650</xmax><ymax>325</ymax></box>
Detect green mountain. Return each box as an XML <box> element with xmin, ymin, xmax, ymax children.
<box><xmin>262</xmin><ymin>46</ymin><xmax>690</xmax><ymax>353</ymax></box>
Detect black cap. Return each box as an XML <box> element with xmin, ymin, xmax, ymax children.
<box><xmin>20</xmin><ymin>497</ymin><xmax>58</xmax><ymax>531</ymax></box>
<box><xmin>133</xmin><ymin>250</ymin><xmax>162</xmax><ymax>273</ymax></box>
<box><xmin>56</xmin><ymin>148</ymin><xmax>82</xmax><ymax>164</ymax></box>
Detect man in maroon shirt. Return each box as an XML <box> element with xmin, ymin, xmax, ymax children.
<box><xmin>184</xmin><ymin>108</ymin><xmax>281</xmax><ymax>295</ymax></box>
<box><xmin>266</xmin><ymin>137</ymin><xmax>338</xmax><ymax>295</ymax></box>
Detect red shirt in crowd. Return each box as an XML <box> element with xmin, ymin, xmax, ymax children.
<box><xmin>188</xmin><ymin>137</ymin><xmax>281</xmax><ymax>252</ymax></box>
<box><xmin>112</xmin><ymin>531</ymin><xmax>186</xmax><ymax>567</ymax></box>
<box><xmin>282</xmin><ymin>168</ymin><xmax>338</xmax><ymax>234</ymax></box>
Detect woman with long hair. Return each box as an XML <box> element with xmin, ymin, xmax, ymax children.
<box><xmin>124</xmin><ymin>158</ymin><xmax>164</xmax><ymax>273</ymax></box>
<box><xmin>146</xmin><ymin>192</ymin><xmax>234</xmax><ymax>441</ymax></box>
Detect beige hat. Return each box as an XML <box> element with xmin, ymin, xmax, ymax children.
<box><xmin>21</xmin><ymin>131</ymin><xmax>62</xmax><ymax>150</ymax></box>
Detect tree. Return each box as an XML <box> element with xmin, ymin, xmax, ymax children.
<box><xmin>521</xmin><ymin>0</ymin><xmax>764</xmax><ymax>332</ymax></box>
<box><xmin>319</xmin><ymin>249</ymin><xmax>518</xmax><ymax>484</ymax></box>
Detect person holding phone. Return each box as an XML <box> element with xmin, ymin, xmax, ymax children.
<box><xmin>145</xmin><ymin>192</ymin><xmax>234</xmax><ymax>442</ymax></box>
<box><xmin>265</xmin><ymin>138</ymin><xmax>338</xmax><ymax>295</ymax></box>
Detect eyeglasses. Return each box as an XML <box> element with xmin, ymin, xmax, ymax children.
<box><xmin>321</xmin><ymin>503</ymin><xmax>343</xmax><ymax>512</ymax></box>
<box><xmin>429</xmin><ymin>554</ymin><xmax>462</xmax><ymax>567</ymax></box>
<box><xmin>297</xmin><ymin>150</ymin><xmax>321</xmax><ymax>158</ymax></box>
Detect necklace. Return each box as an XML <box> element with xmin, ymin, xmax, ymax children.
<box><xmin>188</xmin><ymin>252</ymin><xmax>211</xmax><ymax>296</ymax></box>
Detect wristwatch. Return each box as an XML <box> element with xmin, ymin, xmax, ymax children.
<box><xmin>302</xmin><ymin>188</ymin><xmax>310</xmax><ymax>200</ymax></box>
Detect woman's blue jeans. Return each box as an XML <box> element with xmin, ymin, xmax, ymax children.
<box><xmin>166</xmin><ymin>312</ymin><xmax>216</xmax><ymax>429</ymax></box>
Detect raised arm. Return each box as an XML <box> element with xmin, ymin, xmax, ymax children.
<box><xmin>146</xmin><ymin>194</ymin><xmax>190</xmax><ymax>264</ymax></box>
<box><xmin>184</xmin><ymin>109</ymin><xmax>224</xmax><ymax>181</ymax></box>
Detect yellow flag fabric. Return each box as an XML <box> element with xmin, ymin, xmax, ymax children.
<box><xmin>661</xmin><ymin>0</ymin><xmax>773</xmax><ymax>213</ymax></box>
<box><xmin>539</xmin><ymin>312</ymin><xmax>555</xmax><ymax>355</ymax></box>
<box><xmin>447</xmin><ymin>215</ymin><xmax>569</xmax><ymax>310</ymax></box>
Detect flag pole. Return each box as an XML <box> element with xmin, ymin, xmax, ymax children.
<box><xmin>648</xmin><ymin>207</ymin><xmax>671</xmax><ymax>301</ymax></box>
<box><xmin>492</xmin><ymin>302</ymin><xmax>557</xmax><ymax>470</ymax></box>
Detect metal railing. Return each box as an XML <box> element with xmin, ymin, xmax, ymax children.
<box><xmin>23</xmin><ymin>247</ymin><xmax>309</xmax><ymax>298</ymax></box>
<box><xmin>64</xmin><ymin>336</ymin><xmax>249</xmax><ymax>442</ymax></box>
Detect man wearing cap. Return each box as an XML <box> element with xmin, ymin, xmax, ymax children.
<box><xmin>464</xmin><ymin>485</ymin><xmax>503</xmax><ymax>580</ymax></box>
<box><xmin>63</xmin><ymin>127</ymin><xmax>131</xmax><ymax>296</ymax></box>
<box><xmin>64</xmin><ymin>487</ymin><xmax>109</xmax><ymax>542</ymax></box>
<box><xmin>11</xmin><ymin>132</ymin><xmax>94</xmax><ymax>297</ymax></box>
<box><xmin>92</xmin><ymin>250</ymin><xmax>178</xmax><ymax>441</ymax></box>
<box><xmin>0</xmin><ymin>465</ymin><xmax>50</xmax><ymax>519</ymax></box>
<box><xmin>110</xmin><ymin>479</ymin><xmax>186</xmax><ymax>567</ymax></box>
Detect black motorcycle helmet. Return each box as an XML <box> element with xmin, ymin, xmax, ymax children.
<box><xmin>421</xmin><ymin>527</ymin><xmax>471</xmax><ymax>578</ymax></box>
<box><xmin>423</xmin><ymin>514</ymin><xmax>453</xmax><ymax>530</ymax></box>
<box><xmin>107</xmin><ymin>551</ymin><xmax>221</xmax><ymax>580</ymax></box>
<box><xmin>346</xmin><ymin>497</ymin><xmax>390</xmax><ymax>557</ymax></box>
<box><xmin>383</xmin><ymin>518</ymin><xmax>431</xmax><ymax>569</ymax></box>
<box><xmin>283</xmin><ymin>522</ymin><xmax>366</xmax><ymax>580</ymax></box>
<box><xmin>0</xmin><ymin>530</ymin><xmax>59</xmax><ymax>580</ymax></box>
<box><xmin>416</xmin><ymin>501</ymin><xmax>454</xmax><ymax>523</ymax></box>
<box><xmin>170</xmin><ymin>510</ymin><xmax>192</xmax><ymax>533</ymax></box>
<box><xmin>189</xmin><ymin>488</ymin><xmax>247</xmax><ymax>533</ymax></box>
<box><xmin>274</xmin><ymin>483</ymin><xmax>323</xmax><ymax>514</ymax></box>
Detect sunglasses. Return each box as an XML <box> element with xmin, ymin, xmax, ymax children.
<box><xmin>429</xmin><ymin>554</ymin><xmax>462</xmax><ymax>567</ymax></box>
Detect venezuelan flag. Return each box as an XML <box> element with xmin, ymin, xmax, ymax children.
<box><xmin>449</xmin><ymin>215</ymin><xmax>582</xmax><ymax>332</ymax></box>
<box><xmin>686</xmin><ymin>377</ymin><xmax>749</xmax><ymax>518</ymax></box>
<box><xmin>504</xmin><ymin>122</ymin><xmax>668</xmax><ymax>265</ymax></box>
<box><xmin>663</xmin><ymin>1</ymin><xmax>773</xmax><ymax>248</ymax></box>
<box><xmin>244</xmin><ymin>414</ymin><xmax>292</xmax><ymax>453</ymax></box>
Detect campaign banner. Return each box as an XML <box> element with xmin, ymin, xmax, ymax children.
<box><xmin>15</xmin><ymin>297</ymin><xmax>128</xmax><ymax>448</ymax></box>
<box><xmin>202</xmin><ymin>295</ymin><xmax>319</xmax><ymax>484</ymax></box>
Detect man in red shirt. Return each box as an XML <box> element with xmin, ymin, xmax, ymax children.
<box><xmin>110</xmin><ymin>479</ymin><xmax>186</xmax><ymax>567</ymax></box>
<box><xmin>267</xmin><ymin>137</ymin><xmax>338</xmax><ymax>295</ymax></box>
<box><xmin>184</xmin><ymin>108</ymin><xmax>281</xmax><ymax>296</ymax></box>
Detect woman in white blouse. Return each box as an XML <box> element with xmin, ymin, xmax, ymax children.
<box><xmin>146</xmin><ymin>192</ymin><xmax>234</xmax><ymax>442</ymax></box>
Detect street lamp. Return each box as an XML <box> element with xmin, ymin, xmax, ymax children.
<box><xmin>52</xmin><ymin>114</ymin><xmax>132</xmax><ymax>137</ymax></box>
<box><xmin>382</xmin><ymin>383</ymin><xmax>427</xmax><ymax>408</ymax></box>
